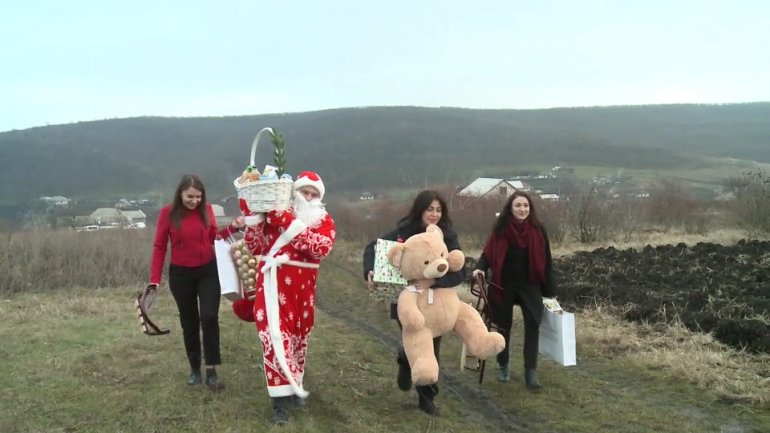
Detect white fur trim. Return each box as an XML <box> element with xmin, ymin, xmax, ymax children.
<box><xmin>261</xmin><ymin>253</ymin><xmax>309</xmax><ymax>398</ymax></box>
<box><xmin>279</xmin><ymin>219</ymin><xmax>307</xmax><ymax>245</ymax></box>
<box><xmin>244</xmin><ymin>214</ymin><xmax>264</xmax><ymax>226</ymax></box>
<box><xmin>294</xmin><ymin>174</ymin><xmax>325</xmax><ymax>200</ymax></box>
<box><xmin>257</xmin><ymin>219</ymin><xmax>311</xmax><ymax>399</ymax></box>
<box><xmin>267</xmin><ymin>383</ymin><xmax>301</xmax><ymax>398</ymax></box>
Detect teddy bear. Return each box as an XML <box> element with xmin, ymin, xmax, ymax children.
<box><xmin>388</xmin><ymin>224</ymin><xmax>505</xmax><ymax>386</ymax></box>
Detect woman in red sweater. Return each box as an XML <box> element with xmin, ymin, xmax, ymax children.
<box><xmin>149</xmin><ymin>174</ymin><xmax>245</xmax><ymax>388</ymax></box>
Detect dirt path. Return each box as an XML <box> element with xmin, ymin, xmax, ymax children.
<box><xmin>320</xmin><ymin>257</ymin><xmax>542</xmax><ymax>433</ymax></box>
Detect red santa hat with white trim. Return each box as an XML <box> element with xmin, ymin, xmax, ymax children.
<box><xmin>294</xmin><ymin>171</ymin><xmax>325</xmax><ymax>200</ymax></box>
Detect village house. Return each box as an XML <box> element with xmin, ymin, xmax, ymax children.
<box><xmin>90</xmin><ymin>208</ymin><xmax>124</xmax><ymax>226</ymax></box>
<box><xmin>122</xmin><ymin>210</ymin><xmax>147</xmax><ymax>227</ymax></box>
<box><xmin>84</xmin><ymin>208</ymin><xmax>147</xmax><ymax>228</ymax></box>
<box><xmin>39</xmin><ymin>196</ymin><xmax>72</xmax><ymax>208</ymax></box>
<box><xmin>458</xmin><ymin>177</ymin><xmax>533</xmax><ymax>197</ymax></box>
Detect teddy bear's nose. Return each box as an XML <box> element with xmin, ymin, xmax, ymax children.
<box><xmin>437</xmin><ymin>263</ymin><xmax>447</xmax><ymax>272</ymax></box>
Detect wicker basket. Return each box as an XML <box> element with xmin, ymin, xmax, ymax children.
<box><xmin>233</xmin><ymin>127</ymin><xmax>294</xmax><ymax>213</ymax></box>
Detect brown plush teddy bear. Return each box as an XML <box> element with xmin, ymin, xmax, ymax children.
<box><xmin>388</xmin><ymin>224</ymin><xmax>505</xmax><ymax>386</ymax></box>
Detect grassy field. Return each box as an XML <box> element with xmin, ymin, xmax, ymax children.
<box><xmin>1</xmin><ymin>240</ymin><xmax>768</xmax><ymax>432</ymax></box>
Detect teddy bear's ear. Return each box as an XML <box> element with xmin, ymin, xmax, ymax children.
<box><xmin>425</xmin><ymin>224</ymin><xmax>444</xmax><ymax>238</ymax></box>
<box><xmin>388</xmin><ymin>244</ymin><xmax>405</xmax><ymax>268</ymax></box>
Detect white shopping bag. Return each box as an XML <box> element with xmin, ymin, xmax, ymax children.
<box><xmin>539</xmin><ymin>303</ymin><xmax>577</xmax><ymax>366</ymax></box>
<box><xmin>214</xmin><ymin>238</ymin><xmax>242</xmax><ymax>301</ymax></box>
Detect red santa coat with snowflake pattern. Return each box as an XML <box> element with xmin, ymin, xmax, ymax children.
<box><xmin>242</xmin><ymin>208</ymin><xmax>335</xmax><ymax>397</ymax></box>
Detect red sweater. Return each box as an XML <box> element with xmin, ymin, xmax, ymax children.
<box><xmin>149</xmin><ymin>204</ymin><xmax>234</xmax><ymax>284</ymax></box>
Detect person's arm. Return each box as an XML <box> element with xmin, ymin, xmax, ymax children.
<box><xmin>432</xmin><ymin>228</ymin><xmax>466</xmax><ymax>288</ymax></box>
<box><xmin>362</xmin><ymin>239</ymin><xmax>376</xmax><ymax>280</ymax></box>
<box><xmin>473</xmin><ymin>253</ymin><xmax>490</xmax><ymax>276</ymax></box>
<box><xmin>290</xmin><ymin>215</ymin><xmax>336</xmax><ymax>261</ymax></box>
<box><xmin>243</xmin><ymin>217</ymin><xmax>269</xmax><ymax>254</ymax></box>
<box><xmin>149</xmin><ymin>207</ymin><xmax>170</xmax><ymax>285</ymax></box>
<box><xmin>541</xmin><ymin>227</ymin><xmax>556</xmax><ymax>298</ymax></box>
<box><xmin>216</xmin><ymin>218</ymin><xmax>246</xmax><ymax>240</ymax></box>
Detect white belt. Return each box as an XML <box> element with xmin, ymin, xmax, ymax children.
<box><xmin>255</xmin><ymin>255</ymin><xmax>319</xmax><ymax>270</ymax></box>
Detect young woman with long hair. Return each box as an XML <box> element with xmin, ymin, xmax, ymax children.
<box><xmin>473</xmin><ymin>190</ymin><xmax>556</xmax><ymax>390</ymax></box>
<box><xmin>148</xmin><ymin>174</ymin><xmax>244</xmax><ymax>388</ymax></box>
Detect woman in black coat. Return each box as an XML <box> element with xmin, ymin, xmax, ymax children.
<box><xmin>362</xmin><ymin>190</ymin><xmax>465</xmax><ymax>416</ymax></box>
<box><xmin>473</xmin><ymin>191</ymin><xmax>555</xmax><ymax>390</ymax></box>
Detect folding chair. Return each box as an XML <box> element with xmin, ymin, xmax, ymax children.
<box><xmin>461</xmin><ymin>272</ymin><xmax>506</xmax><ymax>384</ymax></box>
<box><xmin>135</xmin><ymin>285</ymin><xmax>170</xmax><ymax>336</ymax></box>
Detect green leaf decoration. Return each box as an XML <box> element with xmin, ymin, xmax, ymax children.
<box><xmin>271</xmin><ymin>129</ymin><xmax>287</xmax><ymax>177</ymax></box>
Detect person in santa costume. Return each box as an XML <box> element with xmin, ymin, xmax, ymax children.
<box><xmin>231</xmin><ymin>171</ymin><xmax>336</xmax><ymax>425</ymax></box>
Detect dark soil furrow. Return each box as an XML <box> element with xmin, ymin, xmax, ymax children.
<box><xmin>553</xmin><ymin>240</ymin><xmax>770</xmax><ymax>353</ymax></box>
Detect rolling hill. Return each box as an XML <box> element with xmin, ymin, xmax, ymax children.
<box><xmin>1</xmin><ymin>103</ymin><xmax>768</xmax><ymax>206</ymax></box>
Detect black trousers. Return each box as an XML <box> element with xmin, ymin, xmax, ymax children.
<box><xmin>492</xmin><ymin>293</ymin><xmax>540</xmax><ymax>370</ymax></box>
<box><xmin>169</xmin><ymin>260</ymin><xmax>222</xmax><ymax>368</ymax></box>
<box><xmin>391</xmin><ymin>303</ymin><xmax>441</xmax><ymax>399</ymax></box>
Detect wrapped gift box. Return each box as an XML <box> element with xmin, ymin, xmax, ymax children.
<box><xmin>373</xmin><ymin>239</ymin><xmax>408</xmax><ymax>285</ymax></box>
<box><xmin>370</xmin><ymin>239</ymin><xmax>407</xmax><ymax>303</ymax></box>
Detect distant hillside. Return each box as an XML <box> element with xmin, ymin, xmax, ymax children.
<box><xmin>1</xmin><ymin>103</ymin><xmax>769</xmax><ymax>203</ymax></box>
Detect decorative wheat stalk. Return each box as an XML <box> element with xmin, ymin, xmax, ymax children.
<box><xmin>271</xmin><ymin>129</ymin><xmax>287</xmax><ymax>177</ymax></box>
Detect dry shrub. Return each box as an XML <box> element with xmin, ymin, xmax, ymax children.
<box><xmin>451</xmin><ymin>194</ymin><xmax>500</xmax><ymax>250</ymax></box>
<box><xmin>0</xmin><ymin>229</ymin><xmax>153</xmax><ymax>295</ymax></box>
<box><xmin>646</xmin><ymin>179</ymin><xmax>706</xmax><ymax>232</ymax></box>
<box><xmin>329</xmin><ymin>198</ymin><xmax>408</xmax><ymax>242</ymax></box>
<box><xmin>728</xmin><ymin>169</ymin><xmax>770</xmax><ymax>234</ymax></box>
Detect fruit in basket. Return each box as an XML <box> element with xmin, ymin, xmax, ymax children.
<box><xmin>239</xmin><ymin>165</ymin><xmax>261</xmax><ymax>184</ymax></box>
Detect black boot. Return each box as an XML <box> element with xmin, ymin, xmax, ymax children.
<box><xmin>187</xmin><ymin>352</ymin><xmax>201</xmax><ymax>385</ymax></box>
<box><xmin>271</xmin><ymin>397</ymin><xmax>291</xmax><ymax>425</ymax></box>
<box><xmin>497</xmin><ymin>363</ymin><xmax>510</xmax><ymax>382</ymax></box>
<box><xmin>416</xmin><ymin>384</ymin><xmax>439</xmax><ymax>416</ymax></box>
<box><xmin>205</xmin><ymin>367</ymin><xmax>224</xmax><ymax>390</ymax></box>
<box><xmin>187</xmin><ymin>368</ymin><xmax>202</xmax><ymax>385</ymax></box>
<box><xmin>525</xmin><ymin>368</ymin><xmax>542</xmax><ymax>390</ymax></box>
<box><xmin>292</xmin><ymin>394</ymin><xmax>307</xmax><ymax>408</ymax></box>
<box><xmin>396</xmin><ymin>349</ymin><xmax>412</xmax><ymax>391</ymax></box>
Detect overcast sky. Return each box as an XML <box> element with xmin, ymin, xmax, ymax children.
<box><xmin>2</xmin><ymin>0</ymin><xmax>768</xmax><ymax>132</ymax></box>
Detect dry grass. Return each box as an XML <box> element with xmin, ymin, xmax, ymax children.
<box><xmin>576</xmin><ymin>306</ymin><xmax>769</xmax><ymax>408</ymax></box>
<box><xmin>455</xmin><ymin>283</ymin><xmax>769</xmax><ymax>409</ymax></box>
<box><xmin>0</xmin><ymin>229</ymin><xmax>152</xmax><ymax>294</ymax></box>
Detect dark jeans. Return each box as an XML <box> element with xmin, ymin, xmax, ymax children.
<box><xmin>493</xmin><ymin>293</ymin><xmax>540</xmax><ymax>370</ymax></box>
<box><xmin>169</xmin><ymin>260</ymin><xmax>222</xmax><ymax>369</ymax></box>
